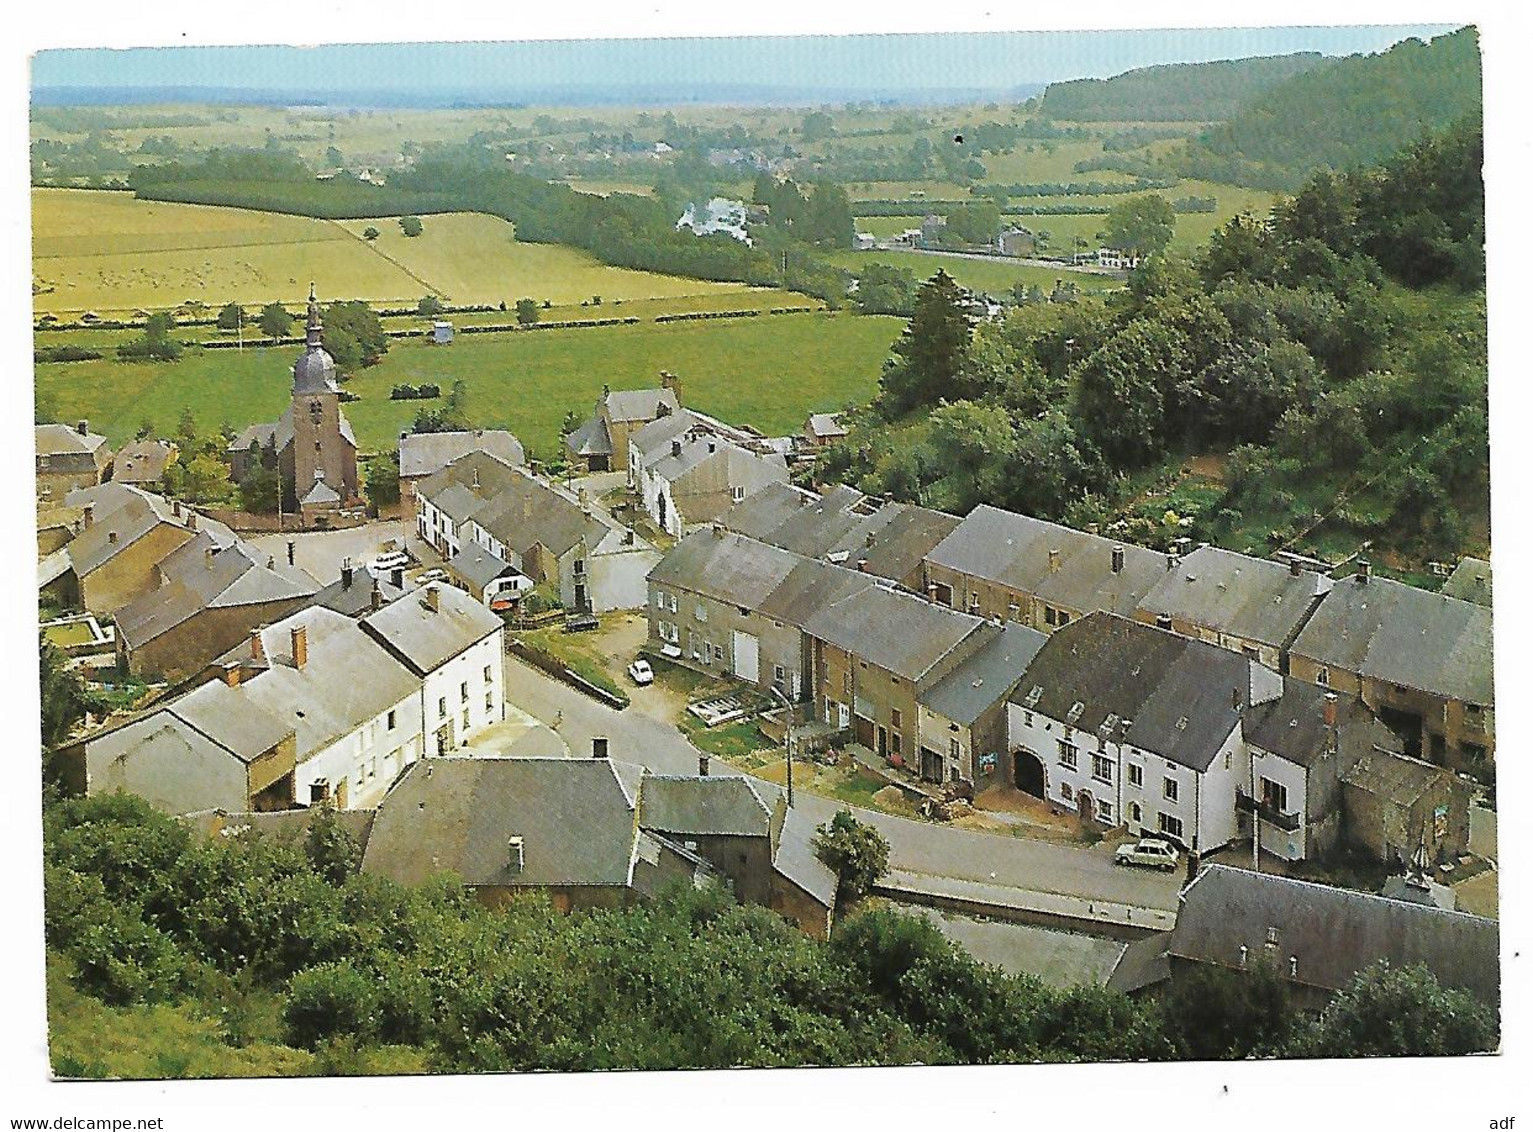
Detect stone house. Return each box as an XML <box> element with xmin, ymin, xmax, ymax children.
<box><xmin>111</xmin><ymin>439</ymin><xmax>178</xmax><ymax>489</ymax></box>
<box><xmin>1341</xmin><ymin>748</ymin><xmax>1473</xmax><ymax>867</ymax></box>
<box><xmin>397</xmin><ymin>428</ymin><xmax>524</xmax><ymax>511</ymax></box>
<box><xmin>915</xmin><ymin>621</ymin><xmax>1047</xmax><ymax>786</ymax></box>
<box><xmin>629</xmin><ymin>410</ymin><xmax>788</xmax><ymax>536</ymax></box>
<box><xmin>1133</xmin><ymin>545</ymin><xmax>1333</xmax><ymax>671</ymax></box>
<box><xmin>805</xmin><ymin>584</ymin><xmax>993</xmax><ymax>766</ymax></box>
<box><xmin>36</xmin><ymin>420</ymin><xmax>113</xmax><ymax>503</ymax></box>
<box><xmin>1288</xmin><ymin>564</ymin><xmax>1494</xmax><ymax>769</ymax></box>
<box><xmin>1439</xmin><ymin>556</ymin><xmax>1491</xmax><ymax>606</ymax></box>
<box><xmin>565</xmin><ymin>376</ymin><xmax>682</xmax><ymax>473</ymax></box>
<box><xmin>802</xmin><ymin>413</ymin><xmax>848</xmax><ymax>449</ymax></box>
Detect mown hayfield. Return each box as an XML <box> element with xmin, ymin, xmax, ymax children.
<box><xmin>35</xmin><ymin>311</ymin><xmax>901</xmax><ymax>458</ymax></box>
<box><xmin>828</xmin><ymin>250</ymin><xmax>1119</xmax><ymax>296</ymax></box>
<box><xmin>331</xmin><ymin>213</ymin><xmax>751</xmax><ymax>307</ymax></box>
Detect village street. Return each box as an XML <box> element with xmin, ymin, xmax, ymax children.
<box><xmin>500</xmin><ymin>651</ymin><xmax>1184</xmax><ymax>914</ymax></box>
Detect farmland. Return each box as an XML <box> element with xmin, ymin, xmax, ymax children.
<box><xmin>32</xmin><ymin>189</ymin><xmax>760</xmax><ymax>315</ymax></box>
<box><xmin>34</xmin><ymin>310</ymin><xmax>901</xmax><ymax>458</ymax></box>
<box><xmin>828</xmin><ymin>250</ymin><xmax>1120</xmax><ymax>296</ymax></box>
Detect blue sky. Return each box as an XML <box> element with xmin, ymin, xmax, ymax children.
<box><xmin>32</xmin><ymin>25</ymin><xmax>1460</xmax><ymax>97</ymax></box>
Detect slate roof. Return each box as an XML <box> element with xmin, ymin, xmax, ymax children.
<box><xmin>1106</xmin><ymin>930</ymin><xmax>1173</xmax><ymax>994</ymax></box>
<box><xmin>1441</xmin><ymin>557</ymin><xmax>1491</xmax><ymax>607</ymax></box>
<box><xmin>806</xmin><ymin>412</ymin><xmax>848</xmax><ymax>439</ymax></box>
<box><xmin>850</xmin><ymin>504</ymin><xmax>961</xmax><ymax>587</ymax></box>
<box><xmin>66</xmin><ymin>492</ymin><xmax>193</xmax><ymax>577</ymax></box>
<box><xmin>161</xmin><ymin>679</ymin><xmax>294</xmax><ymax>764</ymax></box>
<box><xmin>604</xmin><ymin>386</ymin><xmax>678</xmax><ymax>423</ymax></box>
<box><xmin>805</xmin><ymin>584</ymin><xmax>990</xmax><ymax>685</ymax></box>
<box><xmin>1244</xmin><ymin>681</ymin><xmax>1396</xmax><ymax>770</ymax></box>
<box><xmin>82</xmin><ymin>712</ymin><xmax>263</xmax><ymax>814</ymax></box>
<box><xmin>112</xmin><ymin>440</ymin><xmax>176</xmax><ymax>485</ymax></box>
<box><xmin>717</xmin><ymin>481</ymin><xmax>821</xmax><ymax>542</ymax></box>
<box><xmin>360</xmin><ymin>584</ymin><xmax>503</xmax><ymax>675</ymax></box>
<box><xmin>1169</xmin><ymin>865</ymin><xmax>1499</xmax><ymax>1006</ymax></box>
<box><xmin>1009</xmin><ymin>613</ymin><xmax>1256</xmax><ymax>772</ymax></box>
<box><xmin>647</xmin><ymin>528</ymin><xmax>802</xmax><ymax>609</ymax></box>
<box><xmin>639</xmin><ymin>775</ymin><xmax>773</xmax><ymax>837</ymax></box>
<box><xmin>1136</xmin><ymin>546</ymin><xmax>1333</xmax><ymax>649</ymax></box>
<box><xmin>920</xmin><ymin>622</ymin><xmax>1048</xmax><ymax>726</ymax></box>
<box><xmin>756</xmin><ymin>554</ymin><xmax>875</xmax><ymax>630</ymax></box>
<box><xmin>1290</xmin><ymin>575</ymin><xmax>1494</xmax><ymax>705</ymax></box>
<box><xmin>1024</xmin><ymin>529</ymin><xmax>1166</xmax><ymax>618</ymax></box>
<box><xmin>310</xmin><ymin>570</ymin><xmax>409</xmax><ymax>619</ymax></box>
<box><xmin>470</xmin><ymin>472</ymin><xmax>618</xmax><ymax>560</ymax></box>
<box><xmin>414</xmin><ymin>450</ymin><xmax>522</xmax><ymax>525</ymax></box>
<box><xmin>1341</xmin><ymin>749</ymin><xmax>1453</xmax><ymax>808</ymax></box>
<box><xmin>565</xmin><ymin>415</ymin><xmax>612</xmax><ymax>457</ymax></box>
<box><xmin>301</xmin><ymin>478</ymin><xmax>341</xmax><ymax>506</ymax></box>
<box><xmin>398</xmin><ymin>429</ymin><xmax>524</xmax><ymax>480</ymax></box>
<box><xmin>450</xmin><ymin>542</ymin><xmax>516</xmax><ymax>591</ymax></box>
<box><xmin>114</xmin><ymin>535</ymin><xmax>317</xmax><ymax>649</ymax></box>
<box><xmin>772</xmin><ymin>805</ymin><xmax>839</xmax><ymax>908</ymax></box>
<box><xmin>362</xmin><ymin>756</ymin><xmax>645</xmax><ymax>889</ymax></box>
<box><xmin>36</xmin><ymin>422</ymin><xmax>110</xmax><ymax>458</ymax></box>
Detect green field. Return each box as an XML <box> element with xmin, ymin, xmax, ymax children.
<box><xmin>829</xmin><ymin>250</ymin><xmax>1119</xmax><ymax>296</ymax></box>
<box><xmin>35</xmin><ymin>311</ymin><xmax>901</xmax><ymax>459</ymax></box>
<box><xmin>32</xmin><ymin>189</ymin><xmax>758</xmax><ymax>315</ymax></box>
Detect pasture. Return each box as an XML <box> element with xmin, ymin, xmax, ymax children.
<box><xmin>34</xmin><ymin>311</ymin><xmax>901</xmax><ymax>459</ymax></box>
<box><xmin>32</xmin><ymin>190</ymin><xmax>759</xmax><ymax>315</ymax></box>
<box><xmin>828</xmin><ymin>250</ymin><xmax>1119</xmax><ymax>296</ymax></box>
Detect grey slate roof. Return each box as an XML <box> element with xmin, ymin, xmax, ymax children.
<box><xmin>360</xmin><ymin>584</ymin><xmax>503</xmax><ymax>675</ymax></box>
<box><xmin>756</xmin><ymin>554</ymin><xmax>875</xmax><ymax>630</ymax></box>
<box><xmin>805</xmin><ymin>584</ymin><xmax>990</xmax><ymax>685</ymax></box>
<box><xmin>1290</xmin><ymin>575</ymin><xmax>1494</xmax><ymax>705</ymax></box>
<box><xmin>1032</xmin><ymin>536</ymin><xmax>1167</xmax><ymax>618</ymax></box>
<box><xmin>604</xmin><ymin>387</ymin><xmax>678</xmax><ymax>423</ymax></box>
<box><xmin>310</xmin><ymin>570</ymin><xmax>410</xmax><ymax>619</ymax></box>
<box><xmin>36</xmin><ymin>422</ymin><xmax>110</xmax><ymax>458</ymax></box>
<box><xmin>920</xmin><ymin>622</ymin><xmax>1048</xmax><ymax>726</ymax></box>
<box><xmin>112</xmin><ymin>440</ymin><xmax>176</xmax><ymax>485</ymax></box>
<box><xmin>1341</xmin><ymin>749</ymin><xmax>1453</xmax><ymax>808</ymax></box>
<box><xmin>399</xmin><ymin>429</ymin><xmax>524</xmax><ymax>480</ymax></box>
<box><xmin>414</xmin><ymin>450</ymin><xmax>521</xmax><ymax>525</ymax></box>
<box><xmin>1244</xmin><ymin>681</ymin><xmax>1397</xmax><ymax>770</ymax></box>
<box><xmin>1441</xmin><ymin>557</ymin><xmax>1491</xmax><ymax>607</ymax></box>
<box><xmin>718</xmin><ymin>481</ymin><xmax>822</xmax><ymax>542</ymax></box>
<box><xmin>772</xmin><ymin>805</ymin><xmax>839</xmax><ymax>908</ymax></box>
<box><xmin>1010</xmin><ymin>613</ymin><xmax>1255</xmax><ymax>772</ymax></box>
<box><xmin>1136</xmin><ymin>545</ymin><xmax>1333</xmax><ymax>649</ymax></box>
<box><xmin>647</xmin><ymin>528</ymin><xmax>802</xmax><ymax>609</ymax></box>
<box><xmin>1169</xmin><ymin>865</ymin><xmax>1499</xmax><ymax>1006</ymax></box>
<box><xmin>82</xmin><ymin>712</ymin><xmax>259</xmax><ymax>814</ymax></box>
<box><xmin>807</xmin><ymin>412</ymin><xmax>847</xmax><ymax>439</ymax></box>
<box><xmin>565</xmin><ymin>415</ymin><xmax>612</xmax><ymax>457</ymax></box>
<box><xmin>450</xmin><ymin>542</ymin><xmax>516</xmax><ymax>591</ymax></box>
<box><xmin>639</xmin><ymin>775</ymin><xmax>773</xmax><ymax>837</ymax></box>
<box><xmin>1106</xmin><ymin>930</ymin><xmax>1173</xmax><ymax>994</ymax></box>
<box><xmin>163</xmin><ymin>679</ymin><xmax>294</xmax><ymax>763</ymax></box>
<box><xmin>362</xmin><ymin>756</ymin><xmax>644</xmax><ymax>889</ymax></box>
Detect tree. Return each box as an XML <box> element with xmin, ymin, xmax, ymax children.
<box><xmin>237</xmin><ymin>463</ymin><xmax>280</xmax><ymax>514</ymax></box>
<box><xmin>417</xmin><ymin>295</ymin><xmax>444</xmax><ymax>318</ymax></box>
<box><xmin>1290</xmin><ymin>962</ymin><xmax>1496</xmax><ymax>1058</ymax></box>
<box><xmin>304</xmin><ymin>804</ymin><xmax>361</xmax><ymax>886</ymax></box>
<box><xmin>40</xmin><ymin>638</ymin><xmax>101</xmax><ymax>749</ymax></box>
<box><xmin>877</xmin><ymin>270</ymin><xmax>972</xmax><ymax>417</ymax></box>
<box><xmin>325</xmin><ymin>146</ymin><xmax>343</xmax><ymax>168</ymax></box>
<box><xmin>1161</xmin><ymin>960</ymin><xmax>1295</xmax><ymax>1060</ymax></box>
<box><xmin>515</xmin><ymin>298</ymin><xmax>540</xmax><ymax>326</ymax></box>
<box><xmin>812</xmin><ymin>809</ymin><xmax>889</xmax><ymax>903</ymax></box>
<box><xmin>399</xmin><ymin>215</ymin><xmax>423</xmax><ymax>237</ymax></box>
<box><xmin>1104</xmin><ymin>193</ymin><xmax>1176</xmax><ymax>258</ymax></box>
<box><xmin>323</xmin><ymin>300</ymin><xmax>388</xmax><ymax>370</ymax></box>
<box><xmin>801</xmin><ymin>111</ymin><xmax>835</xmax><ymax>143</ymax></box>
<box><xmin>116</xmin><ymin>312</ymin><xmax>181</xmax><ymax>362</ymax></box>
<box><xmin>362</xmin><ymin>226</ymin><xmax>380</xmax><ymax>241</ymax></box>
<box><xmin>216</xmin><ymin>302</ymin><xmax>245</xmax><ymax>331</ymax></box>
<box><xmin>363</xmin><ymin>452</ymin><xmax>401</xmax><ymax>513</ymax></box>
<box><xmin>259</xmin><ymin>302</ymin><xmax>294</xmax><ymax>341</ymax></box>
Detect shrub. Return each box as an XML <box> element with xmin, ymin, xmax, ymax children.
<box><xmin>284</xmin><ymin>962</ymin><xmax>380</xmax><ymax>1049</ymax></box>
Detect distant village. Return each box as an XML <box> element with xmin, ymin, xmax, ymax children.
<box><xmin>35</xmin><ymin>289</ymin><xmax>1497</xmax><ymax>1004</ymax></box>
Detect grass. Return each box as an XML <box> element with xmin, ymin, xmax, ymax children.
<box><xmin>36</xmin><ymin>310</ymin><xmax>901</xmax><ymax>456</ymax></box>
<box><xmin>827</xmin><ymin>249</ymin><xmax>1120</xmax><ymax>296</ymax></box>
<box><xmin>516</xmin><ymin>620</ymin><xmax>629</xmax><ymax>702</ymax></box>
<box><xmin>32</xmin><ymin>189</ymin><xmax>758</xmax><ymax>315</ymax></box>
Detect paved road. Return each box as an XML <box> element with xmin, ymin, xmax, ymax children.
<box><xmin>250</xmin><ymin>519</ymin><xmax>408</xmax><ymax>585</ymax></box>
<box><xmin>502</xmin><ymin>653</ymin><xmax>1183</xmax><ymax>912</ymax></box>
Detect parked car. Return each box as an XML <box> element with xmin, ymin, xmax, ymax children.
<box><xmin>370</xmin><ymin>551</ymin><xmax>410</xmax><ymax>574</ymax></box>
<box><xmin>627</xmin><ymin>658</ymin><xmax>654</xmax><ymax>686</ymax></box>
<box><xmin>415</xmin><ymin>568</ymin><xmax>449</xmax><ymax>584</ymax></box>
<box><xmin>1114</xmin><ymin>837</ymin><xmax>1180</xmax><ymax>870</ymax></box>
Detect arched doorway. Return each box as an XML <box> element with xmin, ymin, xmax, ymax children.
<box><xmin>1012</xmin><ymin>748</ymin><xmax>1045</xmax><ymax>797</ymax></box>
<box><xmin>1077</xmin><ymin>788</ymin><xmax>1097</xmax><ymax>825</ymax></box>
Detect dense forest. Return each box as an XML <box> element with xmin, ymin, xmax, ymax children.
<box><xmin>818</xmin><ymin>118</ymin><xmax>1487</xmax><ymax>572</ymax></box>
<box><xmin>42</xmin><ymin>791</ymin><xmax>1495</xmax><ymax>1076</ymax></box>
<box><xmin>1038</xmin><ymin>53</ymin><xmax>1328</xmax><ymax>123</ymax></box>
<box><xmin>1161</xmin><ymin>27</ymin><xmax>1481</xmax><ymax>190</ymax></box>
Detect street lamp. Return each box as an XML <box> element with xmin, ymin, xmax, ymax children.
<box><xmin>767</xmin><ymin>685</ymin><xmax>794</xmax><ymax>808</ymax></box>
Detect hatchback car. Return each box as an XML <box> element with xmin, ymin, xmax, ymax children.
<box><xmin>627</xmin><ymin>658</ymin><xmax>655</xmax><ymax>686</ymax></box>
<box><xmin>1114</xmin><ymin>837</ymin><xmax>1180</xmax><ymax>870</ymax></box>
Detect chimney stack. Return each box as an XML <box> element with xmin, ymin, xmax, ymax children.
<box><xmin>1357</xmin><ymin>559</ymin><xmax>1372</xmax><ymax>582</ymax></box>
<box><xmin>591</xmin><ymin>736</ymin><xmax>609</xmax><ymax>760</ymax></box>
<box><xmin>671</xmin><ymin>439</ymin><xmax>682</xmax><ymax>457</ymax></box>
<box><xmin>82</xmin><ymin>504</ymin><xmax>94</xmax><ymax>528</ymax></box>
<box><xmin>1111</xmin><ymin>545</ymin><xmax>1125</xmax><ymax>574</ymax></box>
<box><xmin>107</xmin><ymin>530</ymin><xmax>118</xmax><ymax>545</ymax></box>
<box><xmin>865</xmin><ymin>531</ymin><xmax>876</xmax><ymax>549</ymax></box>
<box><xmin>267</xmin><ymin>556</ymin><xmax>276</xmax><ymax>570</ymax></box>
<box><xmin>856</xmin><ymin>559</ymin><xmax>869</xmax><ymax>573</ymax></box>
<box><xmin>251</xmin><ymin>629</ymin><xmax>265</xmax><ymax>661</ymax></box>
<box><xmin>425</xmin><ymin>585</ymin><xmax>440</xmax><ymax>612</ymax></box>
<box><xmin>507</xmin><ymin>836</ymin><xmax>524</xmax><ymax>871</ymax></box>
<box><xmin>172</xmin><ymin>499</ymin><xmax>182</xmax><ymax>518</ymax></box>
<box><xmin>370</xmin><ymin>579</ymin><xmax>383</xmax><ymax>611</ymax></box>
<box><xmin>291</xmin><ymin>625</ymin><xmax>308</xmax><ymax>670</ymax></box>
<box><xmin>1048</xmin><ymin>548</ymin><xmax>1061</xmax><ymax>573</ymax></box>
<box><xmin>1232</xmin><ymin>686</ymin><xmax>1242</xmax><ymax>711</ymax></box>
<box><xmin>204</xmin><ymin>545</ymin><xmax>216</xmax><ymax>565</ymax></box>
<box><xmin>286</xmin><ymin>540</ymin><xmax>296</xmax><ymax>567</ymax></box>
<box><xmin>927</xmin><ymin>583</ymin><xmax>939</xmax><ymax>602</ymax></box>
<box><xmin>187</xmin><ymin>512</ymin><xmax>197</xmax><ymax>530</ymax></box>
<box><xmin>1289</xmin><ymin>558</ymin><xmax>1303</xmax><ymax>578</ymax></box>
<box><xmin>1323</xmin><ymin>692</ymin><xmax>1338</xmax><ymax>729</ymax></box>
<box><xmin>391</xmin><ymin>566</ymin><xmax>404</xmax><ymax>588</ymax></box>
<box><xmin>223</xmin><ymin>663</ymin><xmax>242</xmax><ymax>688</ymax></box>
<box><xmin>76</xmin><ymin>419</ymin><xmax>89</xmax><ymax>436</ymax></box>
<box><xmin>698</xmin><ymin>754</ymin><xmax>710</xmax><ymax>777</ymax></box>
<box><xmin>341</xmin><ymin>557</ymin><xmax>354</xmax><ymax>589</ymax></box>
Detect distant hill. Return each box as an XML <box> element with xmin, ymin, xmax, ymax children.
<box><xmin>1170</xmin><ymin>27</ymin><xmax>1481</xmax><ymax>190</ymax></box>
<box><xmin>1037</xmin><ymin>53</ymin><xmax>1328</xmax><ymax>122</ymax></box>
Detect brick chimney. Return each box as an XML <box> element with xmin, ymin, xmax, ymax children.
<box><xmin>370</xmin><ymin>580</ymin><xmax>383</xmax><ymax>611</ymax></box>
<box><xmin>251</xmin><ymin>629</ymin><xmax>265</xmax><ymax>661</ymax></box>
<box><xmin>1289</xmin><ymin>558</ymin><xmax>1303</xmax><ymax>577</ymax></box>
<box><xmin>856</xmin><ymin>559</ymin><xmax>869</xmax><ymax>573</ymax></box>
<box><xmin>205</xmin><ymin>545</ymin><xmax>216</xmax><ymax>565</ymax></box>
<box><xmin>340</xmin><ymin>557</ymin><xmax>354</xmax><ymax>589</ymax></box>
<box><xmin>82</xmin><ymin>504</ymin><xmax>94</xmax><ymax>528</ymax></box>
<box><xmin>187</xmin><ymin>512</ymin><xmax>197</xmax><ymax>530</ymax></box>
<box><xmin>1111</xmin><ymin>545</ymin><xmax>1125</xmax><ymax>574</ymax></box>
<box><xmin>671</xmin><ymin>439</ymin><xmax>682</xmax><ymax>457</ymax></box>
<box><xmin>107</xmin><ymin>530</ymin><xmax>118</xmax><ymax>545</ymax></box>
<box><xmin>1048</xmin><ymin>547</ymin><xmax>1061</xmax><ymax>573</ymax></box>
<box><xmin>223</xmin><ymin>663</ymin><xmax>242</xmax><ymax>688</ymax></box>
<box><xmin>660</xmin><ymin>370</ymin><xmax>680</xmax><ymax>401</ymax></box>
<box><xmin>291</xmin><ymin>625</ymin><xmax>308</xmax><ymax>670</ymax></box>
<box><xmin>1323</xmin><ymin>692</ymin><xmax>1338</xmax><ymax>728</ymax></box>
<box><xmin>591</xmin><ymin>736</ymin><xmax>609</xmax><ymax>760</ymax></box>
<box><xmin>76</xmin><ymin>419</ymin><xmax>89</xmax><ymax>436</ymax></box>
<box><xmin>425</xmin><ymin>585</ymin><xmax>440</xmax><ymax>613</ymax></box>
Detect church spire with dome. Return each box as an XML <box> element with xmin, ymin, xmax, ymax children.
<box><xmin>292</xmin><ymin>281</ymin><xmax>339</xmax><ymax>394</ymax></box>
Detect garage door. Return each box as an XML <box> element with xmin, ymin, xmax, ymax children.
<box><xmin>732</xmin><ymin>630</ymin><xmax>759</xmax><ymax>683</ymax></box>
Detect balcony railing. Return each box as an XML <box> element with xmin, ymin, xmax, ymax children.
<box><xmin>1237</xmin><ymin>790</ymin><xmax>1302</xmax><ymax>832</ymax></box>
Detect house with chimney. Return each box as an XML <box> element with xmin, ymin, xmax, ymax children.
<box><xmin>921</xmin><ymin>504</ymin><xmax>1168</xmax><ymax>630</ymax></box>
<box><xmin>112</xmin><ymin>532</ymin><xmax>318</xmax><ymax>681</ymax></box>
<box><xmin>1439</xmin><ymin>555</ymin><xmax>1491</xmax><ymax>606</ymax></box>
<box><xmin>1288</xmin><ymin>562</ymin><xmax>1494</xmax><ymax>770</ymax></box>
<box><xmin>628</xmin><ymin>409</ymin><xmax>789</xmax><ymax>536</ymax></box>
<box><xmin>1133</xmin><ymin>545</ymin><xmax>1333</xmax><ymax>671</ymax></box>
<box><xmin>397</xmin><ymin>427</ymin><xmax>524</xmax><ymax>511</ymax></box>
<box><xmin>565</xmin><ymin>374</ymin><xmax>682</xmax><ymax>473</ymax></box>
<box><xmin>1340</xmin><ymin>748</ymin><xmax>1472</xmax><ymax>867</ymax></box>
<box><xmin>36</xmin><ymin>420</ymin><xmax>113</xmax><ymax>503</ymax></box>
<box><xmin>111</xmin><ymin>439</ymin><xmax>178</xmax><ymax>490</ymax></box>
<box><xmin>1107</xmin><ymin>865</ymin><xmax>1499</xmax><ymax>1013</ymax></box>
<box><xmin>802</xmin><ymin>412</ymin><xmax>848</xmax><ymax>450</ymax></box>
<box><xmin>806</xmin><ymin>584</ymin><xmax>994</xmax><ymax>765</ymax></box>
<box><xmin>915</xmin><ymin>621</ymin><xmax>1047</xmax><ymax>785</ymax></box>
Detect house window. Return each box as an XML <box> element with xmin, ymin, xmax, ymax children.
<box><xmin>483</xmin><ymin>665</ymin><xmax>492</xmax><ymax>683</ymax></box>
<box><xmin>1316</xmin><ymin>666</ymin><xmax>1329</xmax><ymax>687</ymax></box>
<box><xmin>1261</xmin><ymin>777</ymin><xmax>1289</xmax><ymax>812</ymax></box>
<box><xmin>1044</xmin><ymin>606</ymin><xmax>1058</xmax><ymax>627</ymax></box>
<box><xmin>713</xmin><ymin>644</ymin><xmax>724</xmax><ymax>663</ymax></box>
<box><xmin>774</xmin><ymin>664</ymin><xmax>786</xmax><ymax>682</ymax></box>
<box><xmin>573</xmin><ymin>559</ymin><xmax>585</xmax><ymax>576</ymax></box>
<box><xmin>731</xmin><ymin>485</ymin><xmax>746</xmax><ymax>502</ymax></box>
<box><xmin>461</xmin><ymin>681</ymin><xmax>469</xmax><ymax>703</ymax></box>
<box><xmin>438</xmin><ymin>696</ymin><xmax>447</xmax><ymax>720</ymax></box>
<box><xmin>1061</xmin><ymin>782</ymin><xmax>1074</xmax><ymax>803</ymax></box>
<box><xmin>1158</xmin><ymin>812</ymin><xmax>1184</xmax><ymax>840</ymax></box>
<box><xmin>1092</xmin><ymin>755</ymin><xmax>1113</xmax><ymax>784</ymax></box>
<box><xmin>1024</xmin><ymin>711</ymin><xmax>1034</xmax><ymax>727</ymax></box>
<box><xmin>892</xmin><ymin>732</ymin><xmax>902</xmax><ymax>755</ymax></box>
<box><xmin>1128</xmin><ymin>763</ymin><xmax>1143</xmax><ymax>788</ymax></box>
<box><xmin>950</xmin><ymin>738</ymin><xmax>962</xmax><ymax>760</ymax></box>
<box><xmin>1057</xmin><ymin>740</ymin><xmax>1078</xmax><ymax>770</ymax></box>
<box><xmin>387</xmin><ymin>710</ymin><xmax>396</xmax><ymax>731</ymax></box>
<box><xmin>1225</xmin><ymin>751</ymin><xmax>1232</xmax><ymax>771</ymax></box>
<box><xmin>1163</xmin><ymin>776</ymin><xmax>1179</xmax><ymax>802</ymax></box>
<box><xmin>891</xmin><ymin>708</ymin><xmax>903</xmax><ymax>729</ymax></box>
<box><xmin>695</xmin><ymin>604</ymin><xmax>707</xmax><ymax>622</ymax></box>
<box><xmin>462</xmin><ymin>709</ymin><xmax>470</xmax><ymax>732</ymax></box>
<box><xmin>1130</xmin><ymin>801</ymin><xmax>1142</xmax><ymax>824</ymax></box>
<box><xmin>1098</xmin><ymin>800</ymin><xmax>1114</xmax><ymax>823</ymax></box>
<box><xmin>485</xmin><ymin>692</ymin><xmax>494</xmax><ymax>713</ymax></box>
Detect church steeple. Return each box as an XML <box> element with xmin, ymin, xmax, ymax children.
<box><xmin>292</xmin><ymin>281</ymin><xmax>338</xmax><ymax>394</ymax></box>
<box><xmin>305</xmin><ymin>281</ymin><xmax>323</xmax><ymax>347</ymax></box>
